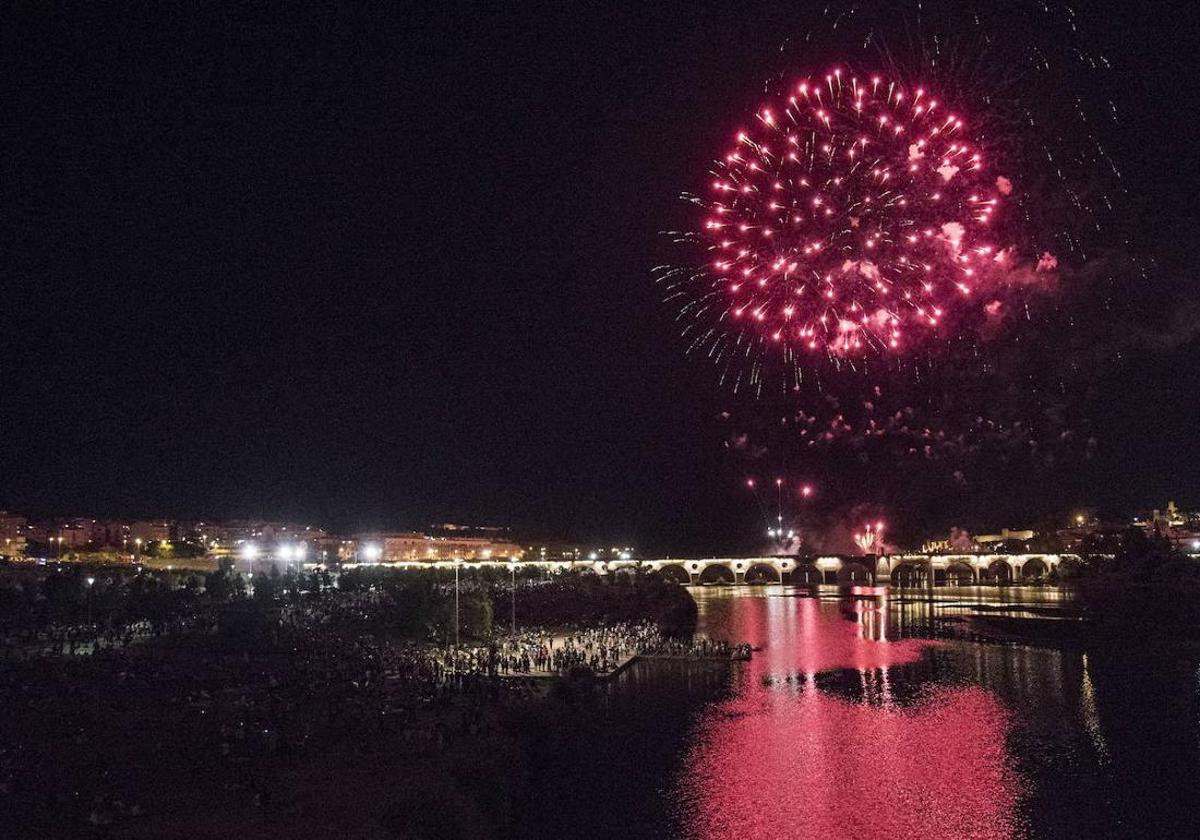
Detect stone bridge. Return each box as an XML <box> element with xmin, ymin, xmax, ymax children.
<box><xmin>627</xmin><ymin>554</ymin><xmax>1080</xmax><ymax>586</ymax></box>
<box><xmin>414</xmin><ymin>553</ymin><xmax>1082</xmax><ymax>586</ymax></box>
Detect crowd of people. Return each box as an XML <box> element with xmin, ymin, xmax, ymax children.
<box><xmin>0</xmin><ymin>625</ymin><xmax>515</xmax><ymax>834</ymax></box>
<box><xmin>358</xmin><ymin>623</ymin><xmax>753</xmax><ymax>683</ymax></box>
<box><xmin>0</xmin><ymin>614</ymin><xmax>216</xmax><ymax>659</ymax></box>
<box><xmin>0</xmin><ymin>616</ymin><xmax>753</xmax><ymax>832</ymax></box>
<box><xmin>2</xmin><ymin>607</ymin><xmax>750</xmax><ymax>675</ymax></box>
<box><xmin>0</xmin><ymin>565</ymin><xmax>750</xmax><ymax>834</ymax></box>
<box><xmin>451</xmin><ymin>622</ymin><xmax>662</xmax><ymax>677</ymax></box>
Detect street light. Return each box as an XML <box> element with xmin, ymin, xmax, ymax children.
<box><xmin>454</xmin><ymin>558</ymin><xmax>462</xmax><ymax>655</ymax></box>
<box><xmin>510</xmin><ymin>560</ymin><xmax>517</xmax><ymax>635</ymax></box>
<box><xmin>86</xmin><ymin>576</ymin><xmax>95</xmax><ymax>626</ymax></box>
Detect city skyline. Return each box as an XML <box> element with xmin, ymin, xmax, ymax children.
<box><xmin>5</xmin><ymin>4</ymin><xmax>1200</xmax><ymax>555</ymax></box>
<box><xmin>4</xmin><ymin>497</ymin><xmax>1198</xmax><ymax>561</ymax></box>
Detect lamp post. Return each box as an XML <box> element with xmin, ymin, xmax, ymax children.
<box><xmin>454</xmin><ymin>558</ymin><xmax>461</xmax><ymax>650</ymax></box>
<box><xmin>510</xmin><ymin>560</ymin><xmax>517</xmax><ymax>635</ymax></box>
<box><xmin>86</xmin><ymin>576</ymin><xmax>95</xmax><ymax>626</ymax></box>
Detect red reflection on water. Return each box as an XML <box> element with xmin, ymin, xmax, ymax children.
<box><xmin>679</xmin><ymin>591</ymin><xmax>1021</xmax><ymax>839</ymax></box>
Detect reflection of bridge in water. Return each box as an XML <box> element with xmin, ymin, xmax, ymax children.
<box><xmin>410</xmin><ymin>553</ymin><xmax>1083</xmax><ymax>586</ymax></box>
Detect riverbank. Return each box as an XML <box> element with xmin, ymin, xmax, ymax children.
<box><xmin>926</xmin><ymin>583</ymin><xmax>1200</xmax><ymax>652</ymax></box>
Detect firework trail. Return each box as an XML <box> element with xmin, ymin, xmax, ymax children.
<box><xmin>745</xmin><ymin>477</ymin><xmax>817</xmax><ymax>550</ymax></box>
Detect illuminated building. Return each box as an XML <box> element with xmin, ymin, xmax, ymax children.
<box><xmin>355</xmin><ymin>531</ymin><xmax>524</xmax><ymax>562</ymax></box>
<box><xmin>975</xmin><ymin>528</ymin><xmax>1036</xmax><ymax>548</ymax></box>
<box><xmin>0</xmin><ymin>511</ymin><xmax>28</xmax><ymax>538</ymax></box>
<box><xmin>130</xmin><ymin>520</ymin><xmax>171</xmax><ymax>542</ymax></box>
<box><xmin>0</xmin><ymin>512</ymin><xmax>29</xmax><ymax>558</ymax></box>
<box><xmin>1138</xmin><ymin>501</ymin><xmax>1200</xmax><ymax>551</ymax></box>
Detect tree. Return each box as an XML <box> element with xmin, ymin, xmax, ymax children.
<box><xmin>253</xmin><ymin>564</ymin><xmax>282</xmax><ymax>602</ymax></box>
<box><xmin>458</xmin><ymin>594</ymin><xmax>493</xmax><ymax>639</ymax></box>
<box><xmin>205</xmin><ymin>558</ymin><xmax>240</xmax><ymax>602</ymax></box>
<box><xmin>1080</xmin><ymin>526</ymin><xmax>1180</xmax><ymax>581</ymax></box>
<box><xmin>41</xmin><ymin>568</ymin><xmax>84</xmax><ymax>622</ymax></box>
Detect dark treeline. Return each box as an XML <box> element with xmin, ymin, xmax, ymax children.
<box><xmin>1078</xmin><ymin>526</ymin><xmax>1200</xmax><ymax>584</ymax></box>
<box><xmin>1075</xmin><ymin>527</ymin><xmax>1200</xmax><ymax>630</ymax></box>
<box><xmin>0</xmin><ymin>565</ymin><xmax>213</xmax><ymax>637</ymax></box>
<box><xmin>0</xmin><ymin>562</ymin><xmax>696</xmax><ymax>645</ymax></box>
<box><xmin>509</xmin><ymin>571</ymin><xmax>697</xmax><ymax>636</ymax></box>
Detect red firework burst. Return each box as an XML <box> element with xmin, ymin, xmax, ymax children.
<box><xmin>694</xmin><ymin>69</ymin><xmax>1006</xmax><ymax>367</ymax></box>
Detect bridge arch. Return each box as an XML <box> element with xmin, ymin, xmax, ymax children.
<box><xmin>654</xmin><ymin>563</ymin><xmax>691</xmax><ymax>584</ymax></box>
<box><xmin>945</xmin><ymin>560</ymin><xmax>976</xmax><ymax>585</ymax></box>
<box><xmin>698</xmin><ymin>564</ymin><xmax>736</xmax><ymax>585</ymax></box>
<box><xmin>891</xmin><ymin>562</ymin><xmax>927</xmax><ymax>588</ymax></box>
<box><xmin>792</xmin><ymin>563</ymin><xmax>822</xmax><ymax>585</ymax></box>
<box><xmin>744</xmin><ymin>563</ymin><xmax>781</xmax><ymax>584</ymax></box>
<box><xmin>837</xmin><ymin>561</ymin><xmax>874</xmax><ymax>585</ymax></box>
<box><xmin>1020</xmin><ymin>557</ymin><xmax>1049</xmax><ymax>582</ymax></box>
<box><xmin>982</xmin><ymin>558</ymin><xmax>1013</xmax><ymax>585</ymax></box>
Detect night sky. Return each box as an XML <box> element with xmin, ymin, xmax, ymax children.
<box><xmin>4</xmin><ymin>2</ymin><xmax>1200</xmax><ymax>552</ymax></box>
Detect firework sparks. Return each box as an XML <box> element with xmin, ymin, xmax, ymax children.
<box><xmin>745</xmin><ymin>476</ymin><xmax>816</xmax><ymax>549</ymax></box>
<box><xmin>669</xmin><ymin>3</ymin><xmax>1134</xmax><ymax>528</ymax></box>
<box><xmin>682</xmin><ymin>70</ymin><xmax>1007</xmax><ymax>387</ymax></box>
<box><xmin>854</xmin><ymin>520</ymin><xmax>886</xmax><ymax>554</ymax></box>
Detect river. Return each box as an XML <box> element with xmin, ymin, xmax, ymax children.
<box><xmin>527</xmin><ymin>585</ymin><xmax>1200</xmax><ymax>839</ymax></box>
